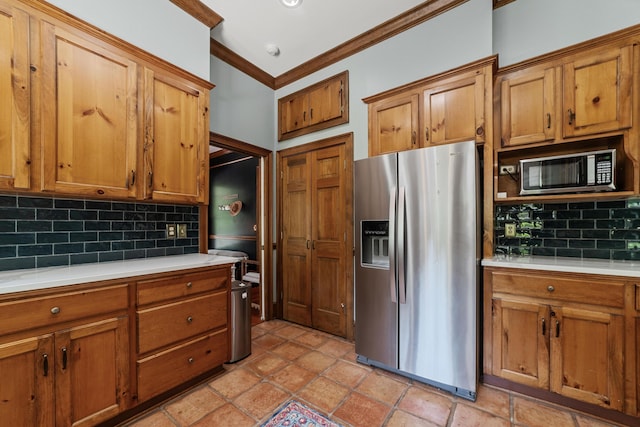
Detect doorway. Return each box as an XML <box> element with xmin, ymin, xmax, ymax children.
<box><xmin>200</xmin><ymin>132</ymin><xmax>274</xmax><ymax>322</ymax></box>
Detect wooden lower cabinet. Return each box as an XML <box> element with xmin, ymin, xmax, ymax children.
<box><xmin>136</xmin><ymin>330</ymin><xmax>227</xmax><ymax>401</ymax></box>
<box><xmin>55</xmin><ymin>317</ymin><xmax>129</xmax><ymax>427</ymax></box>
<box><xmin>0</xmin><ymin>264</ymin><xmax>231</xmax><ymax>426</ymax></box>
<box><xmin>0</xmin><ymin>285</ymin><xmax>129</xmax><ymax>427</ymax></box>
<box><xmin>0</xmin><ymin>335</ymin><xmax>54</xmax><ymax>426</ymax></box>
<box><xmin>485</xmin><ymin>267</ymin><xmax>629</xmax><ymax>415</ymax></box>
<box><xmin>135</xmin><ymin>267</ymin><xmax>230</xmax><ymax>402</ymax></box>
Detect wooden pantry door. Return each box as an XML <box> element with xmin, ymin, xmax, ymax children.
<box><xmin>279</xmin><ymin>134</ymin><xmax>353</xmax><ymax>339</ymax></box>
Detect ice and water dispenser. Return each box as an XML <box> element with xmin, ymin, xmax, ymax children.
<box><xmin>360</xmin><ymin>220</ymin><xmax>389</xmax><ymax>268</ymax></box>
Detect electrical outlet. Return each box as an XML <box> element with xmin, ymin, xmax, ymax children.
<box><xmin>505</xmin><ymin>223</ymin><xmax>516</xmax><ymax>238</ymax></box>
<box><xmin>177</xmin><ymin>223</ymin><xmax>187</xmax><ymax>238</ymax></box>
<box><xmin>166</xmin><ymin>224</ymin><xmax>176</xmax><ymax>239</ymax></box>
<box><xmin>499</xmin><ymin>165</ymin><xmax>517</xmax><ymax>175</ymax></box>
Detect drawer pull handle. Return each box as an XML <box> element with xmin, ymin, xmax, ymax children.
<box><xmin>555</xmin><ymin>320</ymin><xmax>560</xmax><ymax>338</ymax></box>
<box><xmin>43</xmin><ymin>354</ymin><xmax>49</xmax><ymax>377</ymax></box>
<box><xmin>541</xmin><ymin>318</ymin><xmax>546</xmax><ymax>336</ymax></box>
<box><xmin>188</xmin><ymin>357</ymin><xmax>194</xmax><ymax>364</ymax></box>
<box><xmin>187</xmin><ymin>316</ymin><xmax>193</xmax><ymax>323</ymax></box>
<box><xmin>547</xmin><ymin>285</ymin><xmax>554</xmax><ymax>292</ymax></box>
<box><xmin>51</xmin><ymin>306</ymin><xmax>61</xmax><ymax>315</ymax></box>
<box><xmin>61</xmin><ymin>347</ymin><xmax>68</xmax><ymax>370</ymax></box>
<box><xmin>186</xmin><ymin>281</ymin><xmax>193</xmax><ymax>288</ymax></box>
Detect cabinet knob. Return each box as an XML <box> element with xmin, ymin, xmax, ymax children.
<box><xmin>187</xmin><ymin>316</ymin><xmax>193</xmax><ymax>323</ymax></box>
<box><xmin>186</xmin><ymin>282</ymin><xmax>193</xmax><ymax>288</ymax></box>
<box><xmin>50</xmin><ymin>306</ymin><xmax>61</xmax><ymax>315</ymax></box>
<box><xmin>188</xmin><ymin>357</ymin><xmax>194</xmax><ymax>364</ymax></box>
<box><xmin>547</xmin><ymin>285</ymin><xmax>555</xmax><ymax>292</ymax></box>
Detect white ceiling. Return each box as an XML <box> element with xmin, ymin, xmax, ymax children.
<box><xmin>203</xmin><ymin>0</ymin><xmax>428</xmax><ymax>77</ymax></box>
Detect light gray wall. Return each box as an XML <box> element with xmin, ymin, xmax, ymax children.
<box><xmin>46</xmin><ymin>0</ymin><xmax>210</xmax><ymax>80</ymax></box>
<box><xmin>494</xmin><ymin>0</ymin><xmax>640</xmax><ymax>67</ymax></box>
<box><xmin>210</xmin><ymin>58</ymin><xmax>275</xmax><ymax>150</ymax></box>
<box><xmin>274</xmin><ymin>0</ymin><xmax>493</xmax><ymax>160</ymax></box>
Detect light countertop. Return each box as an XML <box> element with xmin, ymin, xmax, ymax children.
<box><xmin>0</xmin><ymin>254</ymin><xmax>238</xmax><ymax>295</ymax></box>
<box><xmin>482</xmin><ymin>256</ymin><xmax>640</xmax><ymax>278</ymax></box>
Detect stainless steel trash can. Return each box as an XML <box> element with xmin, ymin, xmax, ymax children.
<box><xmin>229</xmin><ymin>280</ymin><xmax>251</xmax><ymax>362</ymax></box>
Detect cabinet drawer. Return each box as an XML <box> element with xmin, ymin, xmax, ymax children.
<box><xmin>137</xmin><ymin>329</ymin><xmax>228</xmax><ymax>401</ymax></box>
<box><xmin>137</xmin><ymin>293</ymin><xmax>227</xmax><ymax>354</ymax></box>
<box><xmin>491</xmin><ymin>271</ymin><xmax>625</xmax><ymax>308</ymax></box>
<box><xmin>137</xmin><ymin>268</ymin><xmax>228</xmax><ymax>306</ymax></box>
<box><xmin>0</xmin><ymin>284</ymin><xmax>129</xmax><ymax>336</ymax></box>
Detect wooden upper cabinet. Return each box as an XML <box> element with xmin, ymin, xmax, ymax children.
<box><xmin>501</xmin><ymin>68</ymin><xmax>556</xmax><ymax>147</ymax></box>
<box><xmin>563</xmin><ymin>46</ymin><xmax>632</xmax><ymax>138</ymax></box>
<box><xmin>278</xmin><ymin>71</ymin><xmax>348</xmax><ymax>141</ymax></box>
<box><xmin>41</xmin><ymin>22</ymin><xmax>138</xmax><ymax>199</ymax></box>
<box><xmin>143</xmin><ymin>69</ymin><xmax>209</xmax><ymax>204</ymax></box>
<box><xmin>366</xmin><ymin>56</ymin><xmax>495</xmax><ymax>156</ymax></box>
<box><xmin>0</xmin><ymin>3</ymin><xmax>30</xmax><ymax>191</ymax></box>
<box><xmin>369</xmin><ymin>93</ymin><xmax>419</xmax><ymax>156</ymax></box>
<box><xmin>308</xmin><ymin>77</ymin><xmax>344</xmax><ymax>126</ymax></box>
<box><xmin>424</xmin><ymin>73</ymin><xmax>485</xmax><ymax>145</ymax></box>
<box><xmin>280</xmin><ymin>92</ymin><xmax>308</xmax><ymax>134</ymax></box>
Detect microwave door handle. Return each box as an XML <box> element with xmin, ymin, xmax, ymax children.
<box><xmin>538</xmin><ymin>162</ymin><xmax>543</xmax><ymax>189</ymax></box>
<box><xmin>398</xmin><ymin>186</ymin><xmax>406</xmax><ymax>305</ymax></box>
<box><xmin>389</xmin><ymin>187</ymin><xmax>397</xmax><ymax>303</ymax></box>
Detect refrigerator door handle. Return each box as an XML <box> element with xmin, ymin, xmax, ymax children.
<box><xmin>398</xmin><ymin>186</ymin><xmax>406</xmax><ymax>304</ymax></box>
<box><xmin>389</xmin><ymin>187</ymin><xmax>397</xmax><ymax>303</ymax></box>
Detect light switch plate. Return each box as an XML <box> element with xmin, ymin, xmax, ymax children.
<box><xmin>177</xmin><ymin>224</ymin><xmax>187</xmax><ymax>238</ymax></box>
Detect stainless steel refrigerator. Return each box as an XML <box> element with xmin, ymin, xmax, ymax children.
<box><xmin>354</xmin><ymin>140</ymin><xmax>479</xmax><ymax>400</ymax></box>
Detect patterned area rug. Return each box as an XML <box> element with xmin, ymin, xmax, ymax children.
<box><xmin>261</xmin><ymin>400</ymin><xmax>342</xmax><ymax>427</ymax></box>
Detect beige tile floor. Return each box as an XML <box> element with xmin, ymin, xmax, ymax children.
<box><xmin>124</xmin><ymin>320</ymin><xmax>628</xmax><ymax>427</ymax></box>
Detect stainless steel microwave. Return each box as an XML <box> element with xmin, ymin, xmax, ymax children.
<box><xmin>519</xmin><ymin>149</ymin><xmax>616</xmax><ymax>195</ymax></box>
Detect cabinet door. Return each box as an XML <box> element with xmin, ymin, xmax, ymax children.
<box><xmin>310</xmin><ymin>145</ymin><xmax>347</xmax><ymax>337</ymax></box>
<box><xmin>282</xmin><ymin>152</ymin><xmax>312</xmax><ymax>327</ymax></box>
<box><xmin>308</xmin><ymin>78</ymin><xmax>342</xmax><ymax>126</ymax></box>
<box><xmin>0</xmin><ymin>335</ymin><xmax>54</xmax><ymax>427</ymax></box>
<box><xmin>41</xmin><ymin>22</ymin><xmax>138</xmax><ymax>199</ymax></box>
<box><xmin>0</xmin><ymin>4</ymin><xmax>30</xmax><ymax>191</ymax></box>
<box><xmin>424</xmin><ymin>74</ymin><xmax>484</xmax><ymax>145</ymax></box>
<box><xmin>550</xmin><ymin>306</ymin><xmax>624</xmax><ymax>411</ymax></box>
<box><xmin>563</xmin><ymin>46</ymin><xmax>632</xmax><ymax>137</ymax></box>
<box><xmin>369</xmin><ymin>93</ymin><xmax>419</xmax><ymax>156</ymax></box>
<box><xmin>280</xmin><ymin>92</ymin><xmax>308</xmax><ymax>134</ymax></box>
<box><xmin>501</xmin><ymin>68</ymin><xmax>555</xmax><ymax>147</ymax></box>
<box><xmin>492</xmin><ymin>298</ymin><xmax>550</xmax><ymax>389</ymax></box>
<box><xmin>55</xmin><ymin>316</ymin><xmax>129</xmax><ymax>427</ymax></box>
<box><xmin>144</xmin><ymin>69</ymin><xmax>208</xmax><ymax>204</ymax></box>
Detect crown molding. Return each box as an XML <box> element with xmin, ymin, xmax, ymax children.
<box><xmin>210</xmin><ymin>0</ymin><xmax>468</xmax><ymax>90</ymax></box>
<box><xmin>210</xmin><ymin>39</ymin><xmax>276</xmax><ymax>89</ymax></box>
<box><xmin>169</xmin><ymin>0</ymin><xmax>223</xmax><ymax>28</ymax></box>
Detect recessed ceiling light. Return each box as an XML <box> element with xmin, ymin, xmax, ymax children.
<box><xmin>280</xmin><ymin>0</ymin><xmax>302</xmax><ymax>8</ymax></box>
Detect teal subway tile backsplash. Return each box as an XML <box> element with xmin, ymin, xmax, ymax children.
<box><xmin>0</xmin><ymin>195</ymin><xmax>199</xmax><ymax>271</ymax></box>
<box><xmin>495</xmin><ymin>199</ymin><xmax>640</xmax><ymax>260</ymax></box>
